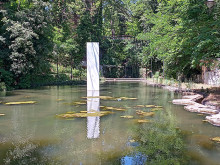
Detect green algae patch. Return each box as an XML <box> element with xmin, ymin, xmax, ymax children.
<box><xmin>117</xmin><ymin>97</ymin><xmax>137</xmax><ymax>100</ymax></box>
<box><xmin>57</xmin><ymin>111</ymin><xmax>113</xmax><ymax>119</ymax></box>
<box><xmin>100</xmin><ymin>106</ymin><xmax>126</xmax><ymax>111</ymax></box>
<box><xmin>73</xmin><ymin>101</ymin><xmax>87</xmax><ymax>105</ymax></box>
<box><xmin>155</xmin><ymin>106</ymin><xmax>163</xmax><ymax>108</ymax></box>
<box><xmin>56</xmin><ymin>99</ymin><xmax>64</xmax><ymax>101</ymax></box>
<box><xmin>151</xmin><ymin>108</ymin><xmax>164</xmax><ymax>112</ymax></box>
<box><xmin>136</xmin><ymin>105</ymin><xmax>145</xmax><ymax>108</ymax></box>
<box><xmin>57</xmin><ymin>113</ymin><xmax>76</xmax><ymax>118</ymax></box>
<box><xmin>120</xmin><ymin>115</ymin><xmax>134</xmax><ymax>119</ymax></box>
<box><xmin>135</xmin><ymin>105</ymin><xmax>159</xmax><ymax>108</ymax></box>
<box><xmin>136</xmin><ymin>110</ymin><xmax>155</xmax><ymax>117</ymax></box>
<box><xmin>145</xmin><ymin>105</ymin><xmax>156</xmax><ymax>108</ymax></box>
<box><xmin>137</xmin><ymin>119</ymin><xmax>151</xmax><ymax>123</ymax></box>
<box><xmin>5</xmin><ymin>101</ymin><xmax>37</xmax><ymax>105</ymax></box>
<box><xmin>210</xmin><ymin>137</ymin><xmax>220</xmax><ymax>143</ymax></box>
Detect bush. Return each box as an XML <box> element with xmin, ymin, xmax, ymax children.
<box><xmin>55</xmin><ymin>74</ymin><xmax>70</xmax><ymax>81</ymax></box>
<box><xmin>0</xmin><ymin>69</ymin><xmax>13</xmax><ymax>90</ymax></box>
<box><xmin>0</xmin><ymin>82</ymin><xmax>6</xmax><ymax>91</ymax></box>
<box><xmin>17</xmin><ymin>74</ymin><xmax>32</xmax><ymax>89</ymax></box>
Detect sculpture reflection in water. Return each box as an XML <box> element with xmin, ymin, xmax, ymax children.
<box><xmin>87</xmin><ymin>90</ymin><xmax>100</xmax><ymax>139</ymax></box>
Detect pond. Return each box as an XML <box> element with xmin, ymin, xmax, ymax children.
<box><xmin>0</xmin><ymin>82</ymin><xmax>220</xmax><ymax>165</ymax></box>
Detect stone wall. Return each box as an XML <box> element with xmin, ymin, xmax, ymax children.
<box><xmin>204</xmin><ymin>70</ymin><xmax>220</xmax><ymax>85</ymax></box>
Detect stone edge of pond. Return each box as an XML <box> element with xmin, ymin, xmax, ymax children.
<box><xmin>172</xmin><ymin>93</ymin><xmax>220</xmax><ymax>127</ymax></box>
<box><xmin>142</xmin><ymin>79</ymin><xmax>220</xmax><ymax>127</ymax></box>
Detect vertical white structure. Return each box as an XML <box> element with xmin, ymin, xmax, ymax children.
<box><xmin>87</xmin><ymin>42</ymin><xmax>99</xmax><ymax>91</ymax></box>
<box><xmin>87</xmin><ymin>90</ymin><xmax>100</xmax><ymax>139</ymax></box>
<box><xmin>86</xmin><ymin>42</ymin><xmax>100</xmax><ymax>139</ymax></box>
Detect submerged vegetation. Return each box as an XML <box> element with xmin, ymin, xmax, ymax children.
<box><xmin>135</xmin><ymin>111</ymin><xmax>189</xmax><ymax>164</ymax></box>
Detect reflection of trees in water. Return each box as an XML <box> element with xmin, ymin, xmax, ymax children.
<box><xmin>3</xmin><ymin>135</ymin><xmax>61</xmax><ymax>165</ymax></box>
<box><xmin>2</xmin><ymin>110</ymin><xmax>61</xmax><ymax>165</ymax></box>
<box><xmin>135</xmin><ymin>111</ymin><xmax>189</xmax><ymax>164</ymax></box>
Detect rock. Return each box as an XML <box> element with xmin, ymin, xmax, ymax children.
<box><xmin>172</xmin><ymin>99</ymin><xmax>196</xmax><ymax>105</ymax></box>
<box><xmin>173</xmin><ymin>93</ymin><xmax>220</xmax><ymax>127</ymax></box>
<box><xmin>206</xmin><ymin>114</ymin><xmax>220</xmax><ymax>127</ymax></box>
<box><xmin>182</xmin><ymin>94</ymin><xmax>203</xmax><ymax>101</ymax></box>
<box><xmin>184</xmin><ymin>105</ymin><xmax>219</xmax><ymax>115</ymax></box>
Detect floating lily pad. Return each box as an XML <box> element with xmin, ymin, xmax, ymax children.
<box><xmin>136</xmin><ymin>110</ymin><xmax>144</xmax><ymax>115</ymax></box>
<box><xmin>57</xmin><ymin>111</ymin><xmax>113</xmax><ymax>119</ymax></box>
<box><xmin>0</xmin><ymin>114</ymin><xmax>5</xmax><ymax>116</ymax></box>
<box><xmin>57</xmin><ymin>114</ymin><xmax>76</xmax><ymax>118</ymax></box>
<box><xmin>136</xmin><ymin>105</ymin><xmax>145</xmax><ymax>108</ymax></box>
<box><xmin>142</xmin><ymin>112</ymin><xmax>155</xmax><ymax>117</ymax></box>
<box><xmin>151</xmin><ymin>108</ymin><xmax>163</xmax><ymax>112</ymax></box>
<box><xmin>100</xmin><ymin>106</ymin><xmax>126</xmax><ymax>111</ymax></box>
<box><xmin>120</xmin><ymin>115</ymin><xmax>134</xmax><ymax>119</ymax></box>
<box><xmin>129</xmin><ymin>139</ymin><xmax>136</xmax><ymax>143</ymax></box>
<box><xmin>136</xmin><ymin>110</ymin><xmax>155</xmax><ymax>117</ymax></box>
<box><xmin>210</xmin><ymin>137</ymin><xmax>220</xmax><ymax>143</ymax></box>
<box><xmin>145</xmin><ymin>105</ymin><xmax>156</xmax><ymax>108</ymax></box>
<box><xmin>117</xmin><ymin>97</ymin><xmax>137</xmax><ymax>100</ymax></box>
<box><xmin>73</xmin><ymin>101</ymin><xmax>87</xmax><ymax>105</ymax></box>
<box><xmin>137</xmin><ymin>119</ymin><xmax>151</xmax><ymax>123</ymax></box>
<box><xmin>155</xmin><ymin>106</ymin><xmax>163</xmax><ymax>108</ymax></box>
<box><xmin>56</xmin><ymin>99</ymin><xmax>64</xmax><ymax>101</ymax></box>
<box><xmin>74</xmin><ymin>112</ymin><xmax>105</xmax><ymax>117</ymax></box>
<box><xmin>5</xmin><ymin>101</ymin><xmax>37</xmax><ymax>105</ymax></box>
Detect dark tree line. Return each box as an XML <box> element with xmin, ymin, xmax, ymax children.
<box><xmin>0</xmin><ymin>0</ymin><xmax>219</xmax><ymax>90</ymax></box>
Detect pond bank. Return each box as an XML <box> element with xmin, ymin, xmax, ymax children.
<box><xmin>31</xmin><ymin>80</ymin><xmax>86</xmax><ymax>88</ymax></box>
<box><xmin>144</xmin><ymin>79</ymin><xmax>220</xmax><ymax>127</ymax></box>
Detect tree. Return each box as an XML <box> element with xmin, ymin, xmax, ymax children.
<box><xmin>0</xmin><ymin>0</ymin><xmax>53</xmax><ymax>88</ymax></box>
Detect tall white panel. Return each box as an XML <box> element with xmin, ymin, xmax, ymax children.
<box><xmin>87</xmin><ymin>42</ymin><xmax>99</xmax><ymax>91</ymax></box>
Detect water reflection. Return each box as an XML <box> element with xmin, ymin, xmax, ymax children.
<box><xmin>121</xmin><ymin>153</ymin><xmax>147</xmax><ymax>165</ymax></box>
<box><xmin>87</xmin><ymin>90</ymin><xmax>100</xmax><ymax>139</ymax></box>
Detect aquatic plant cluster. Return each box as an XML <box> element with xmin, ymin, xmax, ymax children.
<box><xmin>134</xmin><ymin>112</ymin><xmax>189</xmax><ymax>164</ymax></box>
<box><xmin>56</xmin><ymin>96</ymin><xmax>164</xmax><ymax>123</ymax></box>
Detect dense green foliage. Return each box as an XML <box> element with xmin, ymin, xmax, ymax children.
<box><xmin>0</xmin><ymin>0</ymin><xmax>219</xmax><ymax>89</ymax></box>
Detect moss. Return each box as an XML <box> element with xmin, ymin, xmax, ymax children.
<box><xmin>210</xmin><ymin>137</ymin><xmax>220</xmax><ymax>143</ymax></box>
<box><xmin>5</xmin><ymin>101</ymin><xmax>37</xmax><ymax>105</ymax></box>
<box><xmin>120</xmin><ymin>115</ymin><xmax>134</xmax><ymax>119</ymax></box>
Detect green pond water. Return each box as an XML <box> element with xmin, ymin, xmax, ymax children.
<box><xmin>0</xmin><ymin>82</ymin><xmax>220</xmax><ymax>165</ymax></box>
